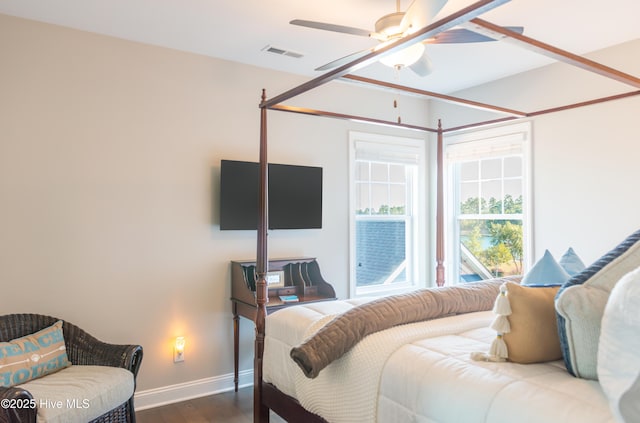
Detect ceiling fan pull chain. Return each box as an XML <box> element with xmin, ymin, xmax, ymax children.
<box><xmin>392</xmin><ymin>66</ymin><xmax>409</xmax><ymax>121</ymax></box>
<box><xmin>394</xmin><ymin>98</ymin><xmax>402</xmax><ymax>124</ymax></box>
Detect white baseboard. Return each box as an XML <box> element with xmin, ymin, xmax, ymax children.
<box><xmin>134</xmin><ymin>369</ymin><xmax>254</xmax><ymax>411</ymax></box>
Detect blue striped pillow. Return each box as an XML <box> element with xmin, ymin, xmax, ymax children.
<box><xmin>556</xmin><ymin>229</ymin><xmax>640</xmax><ymax>379</ymax></box>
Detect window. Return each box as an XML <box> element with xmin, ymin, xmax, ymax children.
<box><xmin>445</xmin><ymin>122</ymin><xmax>532</xmax><ymax>284</ymax></box>
<box><xmin>349</xmin><ymin>132</ymin><xmax>426</xmax><ymax>296</ymax></box>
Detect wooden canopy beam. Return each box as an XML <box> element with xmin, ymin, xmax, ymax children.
<box><xmin>435</xmin><ymin>120</ymin><xmax>445</xmax><ymax>286</ymax></box>
<box><xmin>342</xmin><ymin>74</ymin><xmax>528</xmax><ymax>117</ymax></box>
<box><xmin>443</xmin><ymin>116</ymin><xmax>520</xmax><ymax>133</ymax></box>
<box><xmin>467</xmin><ymin>18</ymin><xmax>640</xmax><ymax>89</ymax></box>
<box><xmin>268</xmin><ymin>104</ymin><xmax>438</xmax><ymax>133</ymax></box>
<box><xmin>260</xmin><ymin>0</ymin><xmax>511</xmax><ymax>109</ymax></box>
<box><xmin>527</xmin><ymin>89</ymin><xmax>640</xmax><ymax>117</ymax></box>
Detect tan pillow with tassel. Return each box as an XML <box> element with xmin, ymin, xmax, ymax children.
<box><xmin>503</xmin><ymin>282</ymin><xmax>562</xmax><ymax>363</ymax></box>
<box><xmin>471</xmin><ymin>282</ymin><xmax>562</xmax><ymax>364</ymax></box>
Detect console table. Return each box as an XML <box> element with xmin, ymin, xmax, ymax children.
<box><xmin>230</xmin><ymin>257</ymin><xmax>337</xmax><ymax>391</ymax></box>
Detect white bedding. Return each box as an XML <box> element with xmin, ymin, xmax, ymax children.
<box><xmin>263</xmin><ymin>298</ymin><xmax>374</xmax><ymax>398</ymax></box>
<box><xmin>263</xmin><ymin>300</ymin><xmax>614</xmax><ymax>423</ymax></box>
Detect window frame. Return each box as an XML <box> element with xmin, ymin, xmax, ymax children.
<box><xmin>444</xmin><ymin>122</ymin><xmax>533</xmax><ymax>284</ymax></box>
<box><xmin>349</xmin><ymin>131</ymin><xmax>427</xmax><ymax>297</ymax></box>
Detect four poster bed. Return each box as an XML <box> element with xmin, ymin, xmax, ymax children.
<box><xmin>249</xmin><ymin>0</ymin><xmax>640</xmax><ymax>422</ymax></box>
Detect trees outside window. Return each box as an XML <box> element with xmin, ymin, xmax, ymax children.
<box><xmin>445</xmin><ymin>123</ymin><xmax>531</xmax><ymax>283</ymax></box>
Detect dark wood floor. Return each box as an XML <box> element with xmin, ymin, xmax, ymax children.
<box><xmin>136</xmin><ymin>386</ymin><xmax>286</xmax><ymax>423</ymax></box>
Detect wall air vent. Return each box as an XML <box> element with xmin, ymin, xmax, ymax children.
<box><xmin>262</xmin><ymin>45</ymin><xmax>304</xmax><ymax>59</ymax></box>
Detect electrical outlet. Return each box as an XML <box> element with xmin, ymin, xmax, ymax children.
<box><xmin>174</xmin><ymin>348</ymin><xmax>184</xmax><ymax>363</ymax></box>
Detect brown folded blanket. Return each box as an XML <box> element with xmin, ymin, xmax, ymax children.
<box><xmin>290</xmin><ymin>276</ymin><xmax>521</xmax><ymax>378</ymax></box>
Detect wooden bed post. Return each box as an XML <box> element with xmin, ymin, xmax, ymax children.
<box><xmin>436</xmin><ymin>120</ymin><xmax>445</xmax><ymax>287</ymax></box>
<box><xmin>254</xmin><ymin>89</ymin><xmax>270</xmax><ymax>423</ymax></box>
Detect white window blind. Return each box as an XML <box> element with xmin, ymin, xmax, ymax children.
<box><xmin>355</xmin><ymin>140</ymin><xmax>421</xmax><ymax>165</ymax></box>
<box><xmin>446</xmin><ymin>132</ymin><xmax>526</xmax><ymax>162</ymax></box>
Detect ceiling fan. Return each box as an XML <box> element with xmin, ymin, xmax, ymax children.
<box><xmin>290</xmin><ymin>0</ymin><xmax>523</xmax><ymax>76</ymax></box>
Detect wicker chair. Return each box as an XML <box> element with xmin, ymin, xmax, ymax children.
<box><xmin>0</xmin><ymin>314</ymin><xmax>143</xmax><ymax>423</ymax></box>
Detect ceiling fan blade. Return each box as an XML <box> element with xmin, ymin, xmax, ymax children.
<box><xmin>428</xmin><ymin>27</ymin><xmax>524</xmax><ymax>43</ymax></box>
<box><xmin>409</xmin><ymin>50</ymin><xmax>433</xmax><ymax>76</ymax></box>
<box><xmin>290</xmin><ymin>19</ymin><xmax>371</xmax><ymax>37</ymax></box>
<box><xmin>315</xmin><ymin>49</ymin><xmax>374</xmax><ymax>71</ymax></box>
<box><xmin>401</xmin><ymin>0</ymin><xmax>448</xmax><ymax>34</ymax></box>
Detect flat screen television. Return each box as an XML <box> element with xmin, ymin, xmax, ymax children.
<box><xmin>220</xmin><ymin>159</ymin><xmax>323</xmax><ymax>230</ymax></box>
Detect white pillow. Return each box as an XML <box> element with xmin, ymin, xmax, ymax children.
<box><xmin>597</xmin><ymin>266</ymin><xmax>640</xmax><ymax>423</ymax></box>
<box><xmin>620</xmin><ymin>377</ymin><xmax>640</xmax><ymax>423</ymax></box>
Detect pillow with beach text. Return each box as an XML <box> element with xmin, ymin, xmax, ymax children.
<box><xmin>0</xmin><ymin>320</ymin><xmax>71</xmax><ymax>387</ymax></box>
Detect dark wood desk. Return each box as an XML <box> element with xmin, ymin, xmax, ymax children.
<box><xmin>230</xmin><ymin>257</ymin><xmax>336</xmax><ymax>391</ymax></box>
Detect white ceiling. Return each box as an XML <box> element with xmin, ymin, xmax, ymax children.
<box><xmin>1</xmin><ymin>0</ymin><xmax>639</xmax><ymax>93</ymax></box>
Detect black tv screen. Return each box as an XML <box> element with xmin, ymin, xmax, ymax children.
<box><xmin>220</xmin><ymin>160</ymin><xmax>323</xmax><ymax>230</ymax></box>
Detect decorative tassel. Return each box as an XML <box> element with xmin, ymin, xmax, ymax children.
<box><xmin>470</xmin><ymin>351</ymin><xmax>489</xmax><ymax>361</ymax></box>
<box><xmin>490</xmin><ymin>315</ymin><xmax>511</xmax><ymax>333</ymax></box>
<box><xmin>470</xmin><ymin>283</ymin><xmax>513</xmax><ymax>362</ymax></box>
<box><xmin>492</xmin><ymin>284</ymin><xmax>512</xmax><ymax>315</ymax></box>
<box><xmin>489</xmin><ymin>334</ymin><xmax>508</xmax><ymax>359</ymax></box>
<box><xmin>470</xmin><ymin>351</ymin><xmax>507</xmax><ymax>362</ymax></box>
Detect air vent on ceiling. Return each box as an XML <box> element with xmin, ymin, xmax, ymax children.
<box><xmin>262</xmin><ymin>45</ymin><xmax>304</xmax><ymax>59</ymax></box>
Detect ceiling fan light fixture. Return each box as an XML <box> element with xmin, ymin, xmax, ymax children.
<box><xmin>376</xmin><ymin>40</ymin><xmax>425</xmax><ymax>69</ymax></box>
<box><xmin>374</xmin><ymin>12</ymin><xmax>405</xmax><ymax>37</ymax></box>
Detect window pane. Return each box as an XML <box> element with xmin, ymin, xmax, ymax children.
<box><xmin>459</xmin><ymin>219</ymin><xmax>523</xmax><ymax>282</ymax></box>
<box><xmin>481</xmin><ymin>158</ymin><xmax>501</xmax><ymax>179</ymax></box>
<box><xmin>504</xmin><ymin>180</ymin><xmax>522</xmax><ymax>214</ymax></box>
<box><xmin>504</xmin><ymin>156</ymin><xmax>522</xmax><ymax>177</ymax></box>
<box><xmin>389</xmin><ymin>164</ymin><xmax>405</xmax><ymax>183</ymax></box>
<box><xmin>371</xmin><ymin>163</ymin><xmax>388</xmax><ymax>182</ymax></box>
<box><xmin>356</xmin><ymin>182</ymin><xmax>370</xmax><ymax>215</ymax></box>
<box><xmin>356</xmin><ymin>161</ymin><xmax>369</xmax><ymax>181</ymax></box>
<box><xmin>460</xmin><ymin>182</ymin><xmax>479</xmax><ymax>214</ymax></box>
<box><xmin>389</xmin><ymin>184</ymin><xmax>406</xmax><ymax>215</ymax></box>
<box><xmin>356</xmin><ymin>220</ymin><xmax>407</xmax><ymax>286</ymax></box>
<box><xmin>460</xmin><ymin>161</ymin><xmax>478</xmax><ymax>181</ymax></box>
<box><xmin>480</xmin><ymin>180</ymin><xmax>502</xmax><ymax>214</ymax></box>
<box><xmin>371</xmin><ymin>183</ymin><xmax>388</xmax><ymax>214</ymax></box>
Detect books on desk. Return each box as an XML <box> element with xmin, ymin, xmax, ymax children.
<box><xmin>279</xmin><ymin>295</ymin><xmax>299</xmax><ymax>303</ymax></box>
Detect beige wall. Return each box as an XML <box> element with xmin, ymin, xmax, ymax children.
<box><xmin>430</xmin><ymin>39</ymin><xmax>640</xmax><ymax>265</ymax></box>
<box><xmin>0</xmin><ymin>13</ymin><xmax>430</xmax><ymax>393</ymax></box>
